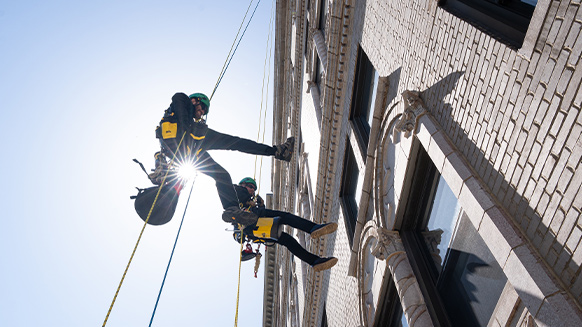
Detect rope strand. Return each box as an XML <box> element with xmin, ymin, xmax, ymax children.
<box><xmin>211</xmin><ymin>0</ymin><xmax>262</xmax><ymax>100</ymax></box>
<box><xmin>102</xmin><ymin>131</ymin><xmax>187</xmax><ymax>327</ymax></box>
<box><xmin>210</xmin><ymin>0</ymin><xmax>255</xmax><ymax>100</ymax></box>
<box><xmin>149</xmin><ymin>174</ymin><xmax>198</xmax><ymax>326</ymax></box>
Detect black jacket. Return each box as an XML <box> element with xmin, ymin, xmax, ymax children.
<box><xmin>233</xmin><ymin>184</ymin><xmax>264</xmax><ymax>209</ymax></box>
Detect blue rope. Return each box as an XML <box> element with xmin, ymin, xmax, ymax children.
<box><xmin>148</xmin><ymin>174</ymin><xmax>197</xmax><ymax>327</ymax></box>
<box><xmin>210</xmin><ymin>0</ymin><xmax>262</xmax><ymax>99</ymax></box>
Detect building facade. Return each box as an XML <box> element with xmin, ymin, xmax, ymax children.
<box><xmin>264</xmin><ymin>0</ymin><xmax>582</xmax><ymax>326</ymax></box>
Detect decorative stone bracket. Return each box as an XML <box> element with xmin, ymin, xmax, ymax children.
<box><xmin>394</xmin><ymin>90</ymin><xmax>427</xmax><ymax>138</ymax></box>
<box><xmin>359</xmin><ymin>222</ymin><xmax>434</xmax><ymax>326</ymax></box>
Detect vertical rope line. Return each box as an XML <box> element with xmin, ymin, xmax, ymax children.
<box><xmin>210</xmin><ymin>0</ymin><xmax>255</xmax><ymax>101</ymax></box>
<box><xmin>148</xmin><ymin>173</ymin><xmax>198</xmax><ymax>327</ymax></box>
<box><xmin>211</xmin><ymin>0</ymin><xmax>262</xmax><ymax>100</ymax></box>
<box><xmin>254</xmin><ymin>0</ymin><xmax>276</xmax><ymax>196</ymax></box>
<box><xmin>234</xmin><ymin>225</ymin><xmax>245</xmax><ymax>327</ymax></box>
<box><xmin>102</xmin><ymin>131</ymin><xmax>187</xmax><ymax>327</ymax></box>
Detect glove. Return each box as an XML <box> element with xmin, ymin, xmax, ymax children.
<box><xmin>256</xmin><ymin>195</ymin><xmax>265</xmax><ymax>208</ymax></box>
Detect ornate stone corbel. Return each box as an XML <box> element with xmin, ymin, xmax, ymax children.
<box><xmin>358</xmin><ymin>222</ymin><xmax>434</xmax><ymax>326</ymax></box>
<box><xmin>394</xmin><ymin>90</ymin><xmax>427</xmax><ymax>138</ymax></box>
<box><xmin>371</xmin><ymin>228</ymin><xmax>404</xmax><ymax>261</ymax></box>
<box><xmin>421</xmin><ymin>229</ymin><xmax>444</xmax><ymax>270</ymax></box>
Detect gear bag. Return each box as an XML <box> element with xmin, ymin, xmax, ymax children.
<box><xmin>155</xmin><ymin>110</ymin><xmax>208</xmax><ymax>158</ymax></box>
<box><xmin>131</xmin><ymin>182</ymin><xmax>183</xmax><ymax>226</ymax></box>
<box><xmin>232</xmin><ymin>217</ymin><xmax>283</xmax><ymax>243</ymax></box>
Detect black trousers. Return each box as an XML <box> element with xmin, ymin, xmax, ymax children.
<box><xmin>250</xmin><ymin>208</ymin><xmax>321</xmax><ymax>265</ymax></box>
<box><xmin>194</xmin><ymin>131</ymin><xmax>276</xmax><ymax>209</ymax></box>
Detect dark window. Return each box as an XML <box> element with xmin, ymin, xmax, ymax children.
<box><xmin>318</xmin><ymin>0</ymin><xmax>328</xmax><ymax>36</ymax></box>
<box><xmin>373</xmin><ymin>274</ymin><xmax>409</xmax><ymax>327</ymax></box>
<box><xmin>397</xmin><ymin>142</ymin><xmax>507</xmax><ymax>326</ymax></box>
<box><xmin>321</xmin><ymin>302</ymin><xmax>328</xmax><ymax>327</ymax></box>
<box><xmin>350</xmin><ymin>47</ymin><xmax>379</xmax><ymax>156</ymax></box>
<box><xmin>340</xmin><ymin>142</ymin><xmax>360</xmax><ymax>246</ymax></box>
<box><xmin>440</xmin><ymin>0</ymin><xmax>537</xmax><ymax>49</ymax></box>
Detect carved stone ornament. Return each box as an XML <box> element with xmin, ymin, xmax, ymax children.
<box><xmin>371</xmin><ymin>228</ymin><xmax>405</xmax><ymax>261</ymax></box>
<box><xmin>358</xmin><ymin>220</ymin><xmax>383</xmax><ymax>327</ymax></box>
<box><xmin>358</xmin><ymin>222</ymin><xmax>434</xmax><ymax>327</ymax></box>
<box><xmin>394</xmin><ymin>90</ymin><xmax>427</xmax><ymax>138</ymax></box>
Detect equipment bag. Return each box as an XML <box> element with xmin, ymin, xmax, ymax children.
<box><xmin>131</xmin><ymin>182</ymin><xmax>183</xmax><ymax>226</ymax></box>
<box><xmin>233</xmin><ymin>217</ymin><xmax>283</xmax><ymax>243</ymax></box>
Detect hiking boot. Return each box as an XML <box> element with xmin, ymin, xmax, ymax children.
<box><xmin>310</xmin><ymin>222</ymin><xmax>338</xmax><ymax>239</ymax></box>
<box><xmin>312</xmin><ymin>257</ymin><xmax>338</xmax><ymax>272</ymax></box>
<box><xmin>275</xmin><ymin>136</ymin><xmax>295</xmax><ymax>162</ymax></box>
<box><xmin>222</xmin><ymin>206</ymin><xmax>259</xmax><ymax>227</ymax></box>
<box><xmin>148</xmin><ymin>152</ymin><xmax>170</xmax><ymax>185</ymax></box>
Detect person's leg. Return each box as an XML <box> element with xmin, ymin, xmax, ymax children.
<box><xmin>252</xmin><ymin>208</ymin><xmax>315</xmax><ymax>232</ymax></box>
<box><xmin>195</xmin><ymin>152</ymin><xmax>239</xmax><ymax>209</ymax></box>
<box><xmin>250</xmin><ymin>207</ymin><xmax>338</xmax><ymax>238</ymax></box>
<box><xmin>277</xmin><ymin>232</ymin><xmax>319</xmax><ymax>265</ymax></box>
<box><xmin>202</xmin><ymin>128</ymin><xmax>276</xmax><ymax>155</ymax></box>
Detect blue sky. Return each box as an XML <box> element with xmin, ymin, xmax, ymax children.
<box><xmin>1</xmin><ymin>1</ymin><xmax>275</xmax><ymax>326</ymax></box>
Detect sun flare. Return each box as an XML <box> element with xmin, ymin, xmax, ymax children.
<box><xmin>177</xmin><ymin>162</ymin><xmax>197</xmax><ymax>180</ymax></box>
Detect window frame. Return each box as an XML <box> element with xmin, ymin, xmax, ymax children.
<box><xmin>349</xmin><ymin>47</ymin><xmax>378</xmax><ymax>157</ymax></box>
<box><xmin>339</xmin><ymin>141</ymin><xmax>360</xmax><ymax>246</ymax></box>
<box><xmin>439</xmin><ymin>0</ymin><xmax>536</xmax><ymax>49</ymax></box>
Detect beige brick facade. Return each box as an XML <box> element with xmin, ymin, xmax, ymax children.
<box><xmin>265</xmin><ymin>1</ymin><xmax>582</xmax><ymax>326</ymax></box>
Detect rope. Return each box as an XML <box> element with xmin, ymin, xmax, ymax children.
<box><xmin>234</xmin><ymin>224</ymin><xmax>245</xmax><ymax>327</ymax></box>
<box><xmin>234</xmin><ymin>2</ymin><xmax>275</xmax><ymax>324</ymax></box>
<box><xmin>210</xmin><ymin>0</ymin><xmax>255</xmax><ymax>101</ymax></box>
<box><xmin>254</xmin><ymin>0</ymin><xmax>275</xmax><ymax>195</ymax></box>
<box><xmin>149</xmin><ymin>173</ymin><xmax>198</xmax><ymax>327</ymax></box>
<box><xmin>210</xmin><ymin>0</ymin><xmax>262</xmax><ymax>100</ymax></box>
<box><xmin>102</xmin><ymin>131</ymin><xmax>187</xmax><ymax>327</ymax></box>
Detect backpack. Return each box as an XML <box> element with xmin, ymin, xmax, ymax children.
<box><xmin>131</xmin><ymin>182</ymin><xmax>183</xmax><ymax>226</ymax></box>
<box><xmin>155</xmin><ymin>106</ymin><xmax>208</xmax><ymax>158</ymax></box>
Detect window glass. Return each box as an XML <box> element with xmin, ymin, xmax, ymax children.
<box><xmin>340</xmin><ymin>143</ymin><xmax>359</xmax><ymax>245</ymax></box>
<box><xmin>437</xmin><ymin>213</ymin><xmax>508</xmax><ymax>326</ymax></box>
<box><xmin>367</xmin><ymin>71</ymin><xmax>379</xmax><ymax>128</ymax></box>
<box><xmin>440</xmin><ymin>0</ymin><xmax>537</xmax><ymax>48</ymax></box>
<box><xmin>350</xmin><ymin>47</ymin><xmax>377</xmax><ymax>155</ymax></box>
<box><xmin>425</xmin><ymin>175</ymin><xmax>461</xmax><ymax>272</ymax></box>
<box><xmin>398</xmin><ymin>143</ymin><xmax>508</xmax><ymax>326</ymax></box>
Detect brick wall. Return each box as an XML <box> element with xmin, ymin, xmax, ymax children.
<box><xmin>359</xmin><ymin>0</ymin><xmax>582</xmax><ymax>304</ymax></box>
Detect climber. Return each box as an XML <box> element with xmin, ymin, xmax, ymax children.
<box><xmin>148</xmin><ymin>92</ymin><xmax>294</xmax><ymax>223</ymax></box>
<box><xmin>229</xmin><ymin>177</ymin><xmax>339</xmax><ymax>272</ymax></box>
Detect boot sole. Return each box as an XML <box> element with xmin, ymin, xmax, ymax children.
<box><xmin>310</xmin><ymin>222</ymin><xmax>338</xmax><ymax>239</ymax></box>
<box><xmin>313</xmin><ymin>257</ymin><xmax>338</xmax><ymax>272</ymax></box>
<box><xmin>222</xmin><ymin>207</ymin><xmax>258</xmax><ymax>227</ymax></box>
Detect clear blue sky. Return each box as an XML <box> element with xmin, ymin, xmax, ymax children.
<box><xmin>0</xmin><ymin>1</ymin><xmax>275</xmax><ymax>326</ymax></box>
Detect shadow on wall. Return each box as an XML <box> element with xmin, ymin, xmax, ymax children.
<box><xmin>420</xmin><ymin>71</ymin><xmax>581</xmax><ymax>319</ymax></box>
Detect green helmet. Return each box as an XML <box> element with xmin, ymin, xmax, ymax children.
<box><xmin>239</xmin><ymin>177</ymin><xmax>257</xmax><ymax>189</ymax></box>
<box><xmin>189</xmin><ymin>93</ymin><xmax>210</xmax><ymax>114</ymax></box>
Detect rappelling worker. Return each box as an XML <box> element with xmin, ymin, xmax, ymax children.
<box><xmin>229</xmin><ymin>177</ymin><xmax>339</xmax><ymax>272</ymax></box>
<box><xmin>148</xmin><ymin>92</ymin><xmax>294</xmax><ymax>223</ymax></box>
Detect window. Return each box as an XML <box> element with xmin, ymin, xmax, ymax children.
<box><xmin>340</xmin><ymin>142</ymin><xmax>360</xmax><ymax>246</ymax></box>
<box><xmin>398</xmin><ymin>142</ymin><xmax>507</xmax><ymax>326</ymax></box>
<box><xmin>440</xmin><ymin>0</ymin><xmax>537</xmax><ymax>49</ymax></box>
<box><xmin>320</xmin><ymin>302</ymin><xmax>328</xmax><ymax>327</ymax></box>
<box><xmin>318</xmin><ymin>0</ymin><xmax>328</xmax><ymax>36</ymax></box>
<box><xmin>373</xmin><ymin>274</ymin><xmax>409</xmax><ymax>327</ymax></box>
<box><xmin>350</xmin><ymin>47</ymin><xmax>379</xmax><ymax>156</ymax></box>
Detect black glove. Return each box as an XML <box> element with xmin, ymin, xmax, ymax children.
<box><xmin>256</xmin><ymin>195</ymin><xmax>265</xmax><ymax>208</ymax></box>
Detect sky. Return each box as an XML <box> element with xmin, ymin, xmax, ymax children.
<box><xmin>0</xmin><ymin>1</ymin><xmax>276</xmax><ymax>326</ymax></box>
